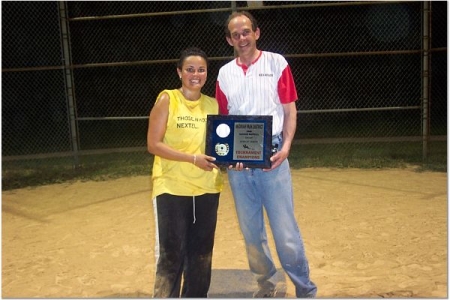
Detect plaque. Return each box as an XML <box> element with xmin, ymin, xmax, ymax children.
<box><xmin>205</xmin><ymin>115</ymin><xmax>273</xmax><ymax>168</ymax></box>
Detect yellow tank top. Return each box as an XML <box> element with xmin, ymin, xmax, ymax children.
<box><xmin>151</xmin><ymin>89</ymin><xmax>223</xmax><ymax>198</ymax></box>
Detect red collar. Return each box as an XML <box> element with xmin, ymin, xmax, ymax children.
<box><xmin>236</xmin><ymin>51</ymin><xmax>262</xmax><ymax>74</ymax></box>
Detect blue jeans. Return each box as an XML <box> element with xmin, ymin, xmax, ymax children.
<box><xmin>227</xmin><ymin>135</ymin><xmax>317</xmax><ymax>297</ymax></box>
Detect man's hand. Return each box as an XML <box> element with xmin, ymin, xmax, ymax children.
<box><xmin>263</xmin><ymin>149</ymin><xmax>288</xmax><ymax>171</ymax></box>
<box><xmin>228</xmin><ymin>162</ymin><xmax>247</xmax><ymax>171</ymax></box>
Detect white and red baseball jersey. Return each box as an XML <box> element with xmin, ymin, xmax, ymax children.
<box><xmin>215</xmin><ymin>51</ymin><xmax>298</xmax><ymax>136</ymax></box>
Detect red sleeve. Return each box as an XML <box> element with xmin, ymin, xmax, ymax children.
<box><xmin>277</xmin><ymin>65</ymin><xmax>298</xmax><ymax>104</ymax></box>
<box><xmin>215</xmin><ymin>81</ymin><xmax>229</xmax><ymax>115</ymax></box>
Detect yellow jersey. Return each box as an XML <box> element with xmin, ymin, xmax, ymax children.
<box><xmin>151</xmin><ymin>89</ymin><xmax>223</xmax><ymax>198</ymax></box>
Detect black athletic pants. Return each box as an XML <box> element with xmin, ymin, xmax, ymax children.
<box><xmin>153</xmin><ymin>193</ymin><xmax>220</xmax><ymax>298</ymax></box>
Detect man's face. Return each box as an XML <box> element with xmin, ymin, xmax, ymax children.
<box><xmin>226</xmin><ymin>15</ymin><xmax>260</xmax><ymax>55</ymax></box>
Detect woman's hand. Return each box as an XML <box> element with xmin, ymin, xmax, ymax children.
<box><xmin>194</xmin><ymin>154</ymin><xmax>219</xmax><ymax>171</ymax></box>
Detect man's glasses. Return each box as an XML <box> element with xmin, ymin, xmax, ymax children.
<box><xmin>230</xmin><ymin>29</ymin><xmax>252</xmax><ymax>40</ymax></box>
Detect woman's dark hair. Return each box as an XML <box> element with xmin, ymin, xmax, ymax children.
<box><xmin>224</xmin><ymin>11</ymin><xmax>259</xmax><ymax>38</ymax></box>
<box><xmin>177</xmin><ymin>47</ymin><xmax>208</xmax><ymax>69</ymax></box>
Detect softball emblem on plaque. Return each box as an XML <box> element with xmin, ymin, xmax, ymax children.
<box><xmin>214</xmin><ymin>143</ymin><xmax>229</xmax><ymax>156</ymax></box>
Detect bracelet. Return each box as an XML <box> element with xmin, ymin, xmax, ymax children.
<box><xmin>193</xmin><ymin>154</ymin><xmax>197</xmax><ymax>166</ymax></box>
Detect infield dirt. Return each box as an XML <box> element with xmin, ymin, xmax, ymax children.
<box><xmin>2</xmin><ymin>168</ymin><xmax>447</xmax><ymax>298</ymax></box>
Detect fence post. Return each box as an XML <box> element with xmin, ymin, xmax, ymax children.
<box><xmin>58</xmin><ymin>1</ymin><xmax>80</xmax><ymax>168</ymax></box>
<box><xmin>422</xmin><ymin>1</ymin><xmax>431</xmax><ymax>161</ymax></box>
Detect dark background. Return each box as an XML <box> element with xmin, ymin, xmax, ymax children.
<box><xmin>2</xmin><ymin>1</ymin><xmax>447</xmax><ymax>157</ymax></box>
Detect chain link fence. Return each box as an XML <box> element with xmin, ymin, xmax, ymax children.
<box><xmin>2</xmin><ymin>1</ymin><xmax>447</xmax><ymax>189</ymax></box>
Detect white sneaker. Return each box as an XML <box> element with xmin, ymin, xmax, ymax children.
<box><xmin>253</xmin><ymin>288</ymin><xmax>276</xmax><ymax>298</ymax></box>
<box><xmin>253</xmin><ymin>282</ymin><xmax>277</xmax><ymax>298</ymax></box>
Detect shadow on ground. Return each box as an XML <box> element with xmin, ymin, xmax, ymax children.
<box><xmin>209</xmin><ymin>268</ymin><xmax>287</xmax><ymax>298</ymax></box>
<box><xmin>103</xmin><ymin>269</ymin><xmax>287</xmax><ymax>298</ymax></box>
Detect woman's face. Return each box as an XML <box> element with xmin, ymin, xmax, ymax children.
<box><xmin>177</xmin><ymin>55</ymin><xmax>207</xmax><ymax>90</ymax></box>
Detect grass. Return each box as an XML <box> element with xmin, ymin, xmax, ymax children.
<box><xmin>2</xmin><ymin>152</ymin><xmax>154</xmax><ymax>190</ymax></box>
<box><xmin>2</xmin><ymin>141</ymin><xmax>446</xmax><ymax>191</ymax></box>
<box><xmin>289</xmin><ymin>141</ymin><xmax>447</xmax><ymax>171</ymax></box>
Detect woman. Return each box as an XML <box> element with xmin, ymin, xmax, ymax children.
<box><xmin>147</xmin><ymin>47</ymin><xmax>223</xmax><ymax>298</ymax></box>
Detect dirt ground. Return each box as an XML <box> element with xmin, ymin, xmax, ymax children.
<box><xmin>2</xmin><ymin>168</ymin><xmax>447</xmax><ymax>298</ymax></box>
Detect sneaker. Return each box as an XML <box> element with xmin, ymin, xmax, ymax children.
<box><xmin>253</xmin><ymin>287</ymin><xmax>276</xmax><ymax>298</ymax></box>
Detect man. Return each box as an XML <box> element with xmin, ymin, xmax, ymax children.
<box><xmin>215</xmin><ymin>11</ymin><xmax>317</xmax><ymax>298</ymax></box>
